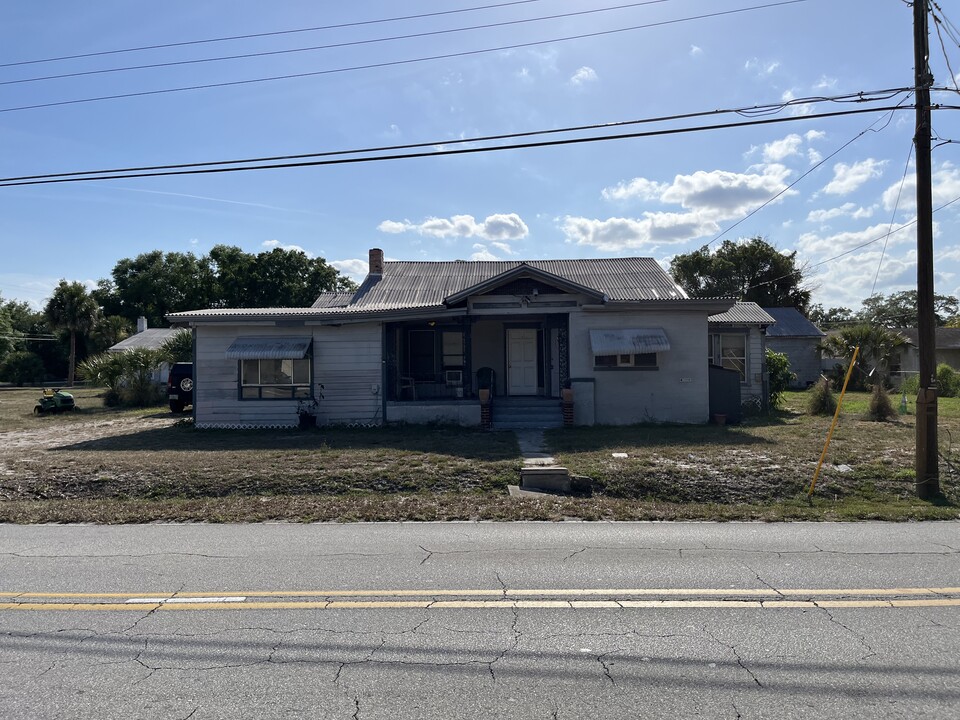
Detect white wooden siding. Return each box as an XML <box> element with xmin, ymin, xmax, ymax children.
<box><xmin>314</xmin><ymin>324</ymin><xmax>383</xmax><ymax>425</ymax></box>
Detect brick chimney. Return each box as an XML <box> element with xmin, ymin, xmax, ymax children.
<box><xmin>369</xmin><ymin>248</ymin><xmax>384</xmax><ymax>276</ymax></box>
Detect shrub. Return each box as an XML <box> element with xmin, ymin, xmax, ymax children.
<box><xmin>867</xmin><ymin>383</ymin><xmax>896</xmax><ymax>421</ymax></box>
<box><xmin>766</xmin><ymin>348</ymin><xmax>795</xmax><ymax>409</ymax></box>
<box><xmin>807</xmin><ymin>378</ymin><xmax>837</xmax><ymax>416</ymax></box>
<box><xmin>900</xmin><ymin>373</ymin><xmax>919</xmax><ymax>395</ymax></box>
<box><xmin>0</xmin><ymin>350</ymin><xmax>45</xmax><ymax>386</ymax></box>
<box><xmin>936</xmin><ymin>364</ymin><xmax>959</xmax><ymax>398</ymax></box>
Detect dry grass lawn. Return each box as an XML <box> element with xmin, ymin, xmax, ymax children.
<box><xmin>0</xmin><ymin>385</ymin><xmax>958</xmax><ymax>523</ymax></box>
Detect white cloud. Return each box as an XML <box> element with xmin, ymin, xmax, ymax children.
<box><xmin>690</xmin><ymin>45</ymin><xmax>703</xmax><ymax>57</ymax></box>
<box><xmin>560</xmin><ymin>213</ymin><xmax>719</xmax><ymax>252</ymax></box>
<box><xmin>882</xmin><ymin>164</ymin><xmax>960</xmax><ymax>211</ymax></box>
<box><xmin>330</xmin><ymin>258</ymin><xmax>369</xmax><ymax>281</ymax></box>
<box><xmin>782</xmin><ymin>89</ymin><xmax>813</xmax><ymax>117</ymax></box>
<box><xmin>806</xmin><ymin>203</ymin><xmax>875</xmax><ymax>223</ymax></box>
<box><xmin>797</xmin><ymin>220</ymin><xmax>915</xmax><ymax>257</ymax></box>
<box><xmin>822</xmin><ymin>158</ymin><xmax>886</xmax><ymax>195</ymax></box>
<box><xmin>470</xmin><ymin>243</ymin><xmax>500</xmax><ymax>261</ymax></box>
<box><xmin>601</xmin><ymin>177</ymin><xmax>668</xmax><ymax>202</ymax></box>
<box><xmin>745</xmin><ymin>58</ymin><xmax>780</xmax><ymax>76</ymax></box>
<box><xmin>813</xmin><ymin>75</ymin><xmax>838</xmax><ymax>90</ymax></box>
<box><xmin>490</xmin><ymin>241</ymin><xmax>515</xmax><ymax>255</ymax></box>
<box><xmin>262</xmin><ymin>240</ymin><xmax>312</xmax><ymax>256</ymax></box>
<box><xmin>807</xmin><ymin>148</ymin><xmax>823</xmax><ymax>165</ymax></box>
<box><xmin>376</xmin><ymin>213</ymin><xmax>529</xmax><ymax>240</ymax></box>
<box><xmin>762</xmin><ymin>134</ymin><xmax>803</xmax><ymax>162</ymax></box>
<box><xmin>570</xmin><ymin>66</ymin><xmax>598</xmax><ymax>85</ymax></box>
<box><xmin>805</xmin><ymin>130</ymin><xmax>826</xmax><ymax>142</ymax></box>
<box><xmin>659</xmin><ymin>164</ymin><xmax>795</xmax><ymax>216</ymax></box>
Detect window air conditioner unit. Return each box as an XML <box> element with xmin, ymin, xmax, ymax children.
<box><xmin>445</xmin><ymin>370</ymin><xmax>463</xmax><ymax>386</ymax></box>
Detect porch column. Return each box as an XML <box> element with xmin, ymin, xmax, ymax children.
<box><xmin>464</xmin><ymin>317</ymin><xmax>474</xmax><ymax>398</ymax></box>
<box><xmin>558</xmin><ymin>324</ymin><xmax>570</xmax><ymax>389</ymax></box>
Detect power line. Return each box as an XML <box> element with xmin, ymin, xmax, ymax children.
<box><xmin>706</xmin><ymin>96</ymin><xmax>912</xmax><ymax>247</ymax></box>
<box><xmin>0</xmin><ymin>0</ymin><xmax>808</xmax><ymax>115</ymax></box>
<box><xmin>1</xmin><ymin>1</ymin><xmax>675</xmax><ymax>88</ymax></box>
<box><xmin>870</xmin><ymin>141</ymin><xmax>915</xmax><ymax>296</ymax></box>
<box><xmin>0</xmin><ymin>88</ymin><xmax>912</xmax><ymax>184</ymax></box>
<box><xmin>0</xmin><ymin>105</ymin><xmax>914</xmax><ymax>188</ymax></box>
<box><xmin>0</xmin><ymin>0</ymin><xmax>551</xmax><ymax>69</ymax></box>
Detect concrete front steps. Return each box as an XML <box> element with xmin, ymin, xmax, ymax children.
<box><xmin>491</xmin><ymin>396</ymin><xmax>564</xmax><ymax>429</ymax></box>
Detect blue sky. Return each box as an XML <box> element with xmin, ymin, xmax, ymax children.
<box><xmin>2</xmin><ymin>0</ymin><xmax>959</xmax><ymax>313</ymax></box>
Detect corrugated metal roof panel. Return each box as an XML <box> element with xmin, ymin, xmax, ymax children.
<box><xmin>311</xmin><ymin>291</ymin><xmax>355</xmax><ymax>309</ymax></box>
<box><xmin>709</xmin><ymin>302</ymin><xmax>775</xmax><ymax>325</ymax></box>
<box><xmin>225</xmin><ymin>337</ymin><xmax>311</xmax><ymax>359</ymax></box>
<box><xmin>108</xmin><ymin>328</ymin><xmax>183</xmax><ymax>352</ymax></box>
<box><xmin>589</xmin><ymin>328</ymin><xmax>671</xmax><ymax>355</ymax></box>
<box><xmin>762</xmin><ymin>307</ymin><xmax>825</xmax><ymax>337</ymax></box>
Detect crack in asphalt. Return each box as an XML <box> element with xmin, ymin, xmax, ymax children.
<box><xmin>177</xmin><ymin>707</ymin><xmax>199</xmax><ymax>720</ymax></box>
<box><xmin>597</xmin><ymin>652</ymin><xmax>616</xmax><ymax>685</ymax></box>
<box><xmin>813</xmin><ymin>603</ymin><xmax>878</xmax><ymax>663</ymax></box>
<box><xmin>747</xmin><ymin>566</ymin><xmax>784</xmax><ymax>598</ymax></box>
<box><xmin>1</xmin><ymin>552</ymin><xmax>237</xmax><ymax>559</ymax></box>
<box><xmin>702</xmin><ymin>626</ymin><xmax>763</xmax><ymax>688</ymax></box>
<box><xmin>122</xmin><ymin>583</ymin><xmax>185</xmax><ymax>634</ymax></box>
<box><xmin>563</xmin><ymin>547</ymin><xmax>588</xmax><ymax>562</ymax></box>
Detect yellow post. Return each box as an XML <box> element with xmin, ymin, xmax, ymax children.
<box><xmin>808</xmin><ymin>345</ymin><xmax>860</xmax><ymax>497</ymax></box>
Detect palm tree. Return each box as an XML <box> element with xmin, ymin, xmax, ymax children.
<box><xmin>818</xmin><ymin>324</ymin><xmax>908</xmax><ymax>390</ymax></box>
<box><xmin>44</xmin><ymin>280</ymin><xmax>99</xmax><ymax>386</ymax></box>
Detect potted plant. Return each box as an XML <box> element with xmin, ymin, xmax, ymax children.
<box><xmin>296</xmin><ymin>385</ymin><xmax>323</xmax><ymax>429</ymax></box>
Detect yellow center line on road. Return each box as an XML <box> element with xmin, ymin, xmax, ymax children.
<box><xmin>1</xmin><ymin>587</ymin><xmax>959</xmax><ymax>600</ymax></box>
<box><xmin>1</xmin><ymin>598</ymin><xmax>960</xmax><ymax>612</ymax></box>
<box><xmin>0</xmin><ymin>586</ymin><xmax>959</xmax><ymax>612</ymax></box>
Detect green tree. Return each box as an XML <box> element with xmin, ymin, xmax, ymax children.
<box><xmin>44</xmin><ymin>280</ymin><xmax>99</xmax><ymax>386</ymax></box>
<box><xmin>669</xmin><ymin>237</ymin><xmax>811</xmax><ymax>313</ymax></box>
<box><xmin>160</xmin><ymin>329</ymin><xmax>193</xmax><ymax>363</ymax></box>
<box><xmin>817</xmin><ymin>324</ymin><xmax>908</xmax><ymax>391</ymax></box>
<box><xmin>765</xmin><ymin>348</ymin><xmax>795</xmax><ymax>409</ymax></box>
<box><xmin>859</xmin><ymin>290</ymin><xmax>959</xmax><ymax>328</ymax></box>
<box><xmin>88</xmin><ymin>315</ymin><xmax>133</xmax><ymax>355</ymax></box>
<box><xmin>808</xmin><ymin>304</ymin><xmax>856</xmax><ymax>329</ymax></box>
<box><xmin>0</xmin><ymin>350</ymin><xmax>45</xmax><ymax>386</ymax></box>
<box><xmin>104</xmin><ymin>250</ymin><xmax>213</xmax><ymax>326</ymax></box>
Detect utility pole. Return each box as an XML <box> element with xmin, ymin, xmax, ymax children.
<box><xmin>913</xmin><ymin>0</ymin><xmax>939</xmax><ymax>499</ymax></box>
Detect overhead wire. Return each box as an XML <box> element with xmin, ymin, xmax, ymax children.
<box><xmin>870</xmin><ymin>141</ymin><xmax>915</xmax><ymax>296</ymax></box>
<box><xmin>706</xmin><ymin>95</ymin><xmax>912</xmax><ymax>248</ymax></box>
<box><xmin>0</xmin><ymin>0</ymin><xmax>552</xmax><ymax>69</ymax></box>
<box><xmin>0</xmin><ymin>0</ymin><xmax>808</xmax><ymax>115</ymax></box>
<box><xmin>0</xmin><ymin>1</ymin><xmax>676</xmax><ymax>88</ymax></box>
<box><xmin>0</xmin><ymin>104</ymin><xmax>916</xmax><ymax>188</ymax></box>
<box><xmin>0</xmin><ymin>88</ymin><xmax>913</xmax><ymax>185</ymax></box>
<box><xmin>931</xmin><ymin>3</ymin><xmax>960</xmax><ymax>92</ymax></box>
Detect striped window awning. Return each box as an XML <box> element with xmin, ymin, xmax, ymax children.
<box><xmin>588</xmin><ymin>328</ymin><xmax>670</xmax><ymax>355</ymax></box>
<box><xmin>225</xmin><ymin>337</ymin><xmax>311</xmax><ymax>360</ymax></box>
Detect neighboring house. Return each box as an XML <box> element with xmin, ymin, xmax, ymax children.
<box><xmin>108</xmin><ymin>317</ymin><xmax>182</xmax><ymax>385</ymax></box>
<box><xmin>707</xmin><ymin>302</ymin><xmax>775</xmax><ymax>407</ymax></box>
<box><xmin>168</xmin><ymin>249</ymin><xmax>740</xmax><ymax>429</ymax></box>
<box><xmin>763</xmin><ymin>307</ymin><xmax>826</xmax><ymax>388</ymax></box>
<box><xmin>891</xmin><ymin>327</ymin><xmax>960</xmax><ymax>381</ymax></box>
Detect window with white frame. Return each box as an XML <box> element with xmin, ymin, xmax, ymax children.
<box><xmin>709</xmin><ymin>333</ymin><xmax>747</xmax><ymax>381</ymax></box>
<box><xmin>240</xmin><ymin>358</ymin><xmax>312</xmax><ymax>399</ymax></box>
<box><xmin>594</xmin><ymin>352</ymin><xmax>658</xmax><ymax>369</ymax></box>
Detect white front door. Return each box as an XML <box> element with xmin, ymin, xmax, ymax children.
<box><xmin>507</xmin><ymin>328</ymin><xmax>538</xmax><ymax>395</ymax></box>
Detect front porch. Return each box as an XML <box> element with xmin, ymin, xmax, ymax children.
<box><xmin>384</xmin><ymin>315</ymin><xmax>570</xmax><ymax>403</ymax></box>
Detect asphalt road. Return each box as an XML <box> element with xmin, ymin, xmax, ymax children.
<box><xmin>1</xmin><ymin>522</ymin><xmax>958</xmax><ymax>719</ymax></box>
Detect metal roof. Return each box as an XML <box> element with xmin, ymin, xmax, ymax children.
<box><xmin>896</xmin><ymin>327</ymin><xmax>960</xmax><ymax>350</ymax></box>
<box><xmin>762</xmin><ymin>307</ymin><xmax>826</xmax><ymax>337</ymax></box>
<box><xmin>168</xmin><ymin>257</ymin><xmax>730</xmax><ymax>323</ymax></box>
<box><xmin>108</xmin><ymin>328</ymin><xmax>184</xmax><ymax>352</ymax></box>
<box><xmin>346</xmin><ymin>258</ymin><xmax>689</xmax><ymax>311</ymax></box>
<box><xmin>589</xmin><ymin>328</ymin><xmax>671</xmax><ymax>355</ymax></box>
<box><xmin>225</xmin><ymin>337</ymin><xmax>312</xmax><ymax>360</ymax></box>
<box><xmin>310</xmin><ymin>291</ymin><xmax>355</xmax><ymax>309</ymax></box>
<box><xmin>708</xmin><ymin>302</ymin><xmax>776</xmax><ymax>325</ymax></box>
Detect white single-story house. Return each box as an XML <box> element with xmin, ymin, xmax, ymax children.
<box><xmin>168</xmin><ymin>249</ymin><xmax>753</xmax><ymax>429</ymax></box>
<box><xmin>763</xmin><ymin>307</ymin><xmax>825</xmax><ymax>388</ymax></box>
<box><xmin>108</xmin><ymin>317</ymin><xmax>183</xmax><ymax>385</ymax></box>
<box><xmin>892</xmin><ymin>327</ymin><xmax>960</xmax><ymax>381</ymax></box>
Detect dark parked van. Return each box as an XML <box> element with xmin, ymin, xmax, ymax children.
<box><xmin>167</xmin><ymin>362</ymin><xmax>193</xmax><ymax>413</ymax></box>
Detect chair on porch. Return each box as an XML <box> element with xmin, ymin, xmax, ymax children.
<box><xmin>398</xmin><ymin>375</ymin><xmax>417</xmax><ymax>400</ymax></box>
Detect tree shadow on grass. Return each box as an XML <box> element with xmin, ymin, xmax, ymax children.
<box><xmin>545</xmin><ymin>423</ymin><xmax>776</xmax><ymax>453</ymax></box>
<box><xmin>51</xmin><ymin>422</ymin><xmax>521</xmax><ymax>461</ymax></box>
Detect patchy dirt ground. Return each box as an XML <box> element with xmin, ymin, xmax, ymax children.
<box><xmin>0</xmin><ymin>388</ymin><xmax>958</xmax><ymax>523</ymax></box>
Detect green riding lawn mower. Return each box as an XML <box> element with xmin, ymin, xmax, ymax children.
<box><xmin>34</xmin><ymin>388</ymin><xmax>77</xmax><ymax>414</ymax></box>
